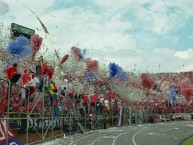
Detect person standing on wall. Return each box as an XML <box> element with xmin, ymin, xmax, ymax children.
<box><xmin>4</xmin><ymin>63</ymin><xmax>21</xmax><ymax>84</ymax></box>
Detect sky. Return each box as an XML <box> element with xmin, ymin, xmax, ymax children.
<box><xmin>1</xmin><ymin>0</ymin><xmax>193</xmax><ymax>73</ymax></box>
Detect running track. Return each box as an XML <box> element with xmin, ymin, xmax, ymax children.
<box><xmin>40</xmin><ymin>121</ymin><xmax>193</xmax><ymax>145</ymax></box>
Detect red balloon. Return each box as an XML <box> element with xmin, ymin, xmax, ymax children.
<box><xmin>60</xmin><ymin>54</ymin><xmax>69</xmax><ymax>64</ymax></box>
<box><xmin>74</xmin><ymin>48</ymin><xmax>81</xmax><ymax>56</ymax></box>
<box><xmin>30</xmin><ymin>34</ymin><xmax>43</xmax><ymax>51</ymax></box>
<box><xmin>180</xmin><ymin>82</ymin><xmax>193</xmax><ymax>102</ymax></box>
<box><xmin>140</xmin><ymin>73</ymin><xmax>155</xmax><ymax>90</ymax></box>
<box><xmin>86</xmin><ymin>58</ymin><xmax>98</xmax><ymax>70</ymax></box>
<box><xmin>71</xmin><ymin>46</ymin><xmax>81</xmax><ymax>59</ymax></box>
<box><xmin>30</xmin><ymin>34</ymin><xmax>43</xmax><ymax>60</ymax></box>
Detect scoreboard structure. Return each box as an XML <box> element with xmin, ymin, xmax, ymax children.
<box><xmin>10</xmin><ymin>23</ymin><xmax>35</xmax><ymax>39</ymax></box>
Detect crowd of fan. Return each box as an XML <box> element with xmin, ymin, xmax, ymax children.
<box><xmin>1</xmin><ymin>55</ymin><xmax>193</xmax><ymax>118</ymax></box>
<box><xmin>0</xmin><ymin>56</ymin><xmax>122</xmax><ymax>117</ymax></box>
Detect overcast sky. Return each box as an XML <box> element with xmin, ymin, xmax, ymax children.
<box><xmin>1</xmin><ymin>0</ymin><xmax>193</xmax><ymax>73</ymax></box>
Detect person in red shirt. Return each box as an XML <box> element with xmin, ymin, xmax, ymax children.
<box><xmin>39</xmin><ymin>62</ymin><xmax>48</xmax><ymax>91</ymax></box>
<box><xmin>21</xmin><ymin>69</ymin><xmax>31</xmax><ymax>100</ymax></box>
<box><xmin>21</xmin><ymin>69</ymin><xmax>31</xmax><ymax>86</ymax></box>
<box><xmin>41</xmin><ymin>62</ymin><xmax>48</xmax><ymax>77</ymax></box>
<box><xmin>10</xmin><ymin>95</ymin><xmax>23</xmax><ymax>112</ymax></box>
<box><xmin>47</xmin><ymin>66</ymin><xmax>54</xmax><ymax>80</ymax></box>
<box><xmin>4</xmin><ymin>63</ymin><xmax>21</xmax><ymax>83</ymax></box>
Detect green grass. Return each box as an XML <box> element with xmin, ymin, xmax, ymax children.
<box><xmin>183</xmin><ymin>136</ymin><xmax>193</xmax><ymax>145</ymax></box>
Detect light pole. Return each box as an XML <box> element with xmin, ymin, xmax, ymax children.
<box><xmin>134</xmin><ymin>64</ymin><xmax>136</xmax><ymax>73</ymax></box>
<box><xmin>159</xmin><ymin>65</ymin><xmax>160</xmax><ymax>73</ymax></box>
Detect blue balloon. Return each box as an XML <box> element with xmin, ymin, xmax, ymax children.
<box><xmin>169</xmin><ymin>85</ymin><xmax>177</xmax><ymax>104</ymax></box>
<box><xmin>6</xmin><ymin>36</ymin><xmax>32</xmax><ymax>58</ymax></box>
<box><xmin>85</xmin><ymin>70</ymin><xmax>94</xmax><ymax>83</ymax></box>
<box><xmin>109</xmin><ymin>63</ymin><xmax>119</xmax><ymax>78</ymax></box>
<box><xmin>109</xmin><ymin>62</ymin><xmax>128</xmax><ymax>82</ymax></box>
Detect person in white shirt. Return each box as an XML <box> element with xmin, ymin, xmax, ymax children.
<box><xmin>26</xmin><ymin>72</ymin><xmax>40</xmax><ymax>89</ymax></box>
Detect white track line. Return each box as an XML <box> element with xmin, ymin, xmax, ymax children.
<box><xmin>69</xmin><ymin>133</ymin><xmax>94</xmax><ymax>145</ymax></box>
<box><xmin>112</xmin><ymin>133</ymin><xmax>122</xmax><ymax>145</ymax></box>
<box><xmin>132</xmin><ymin>128</ymin><xmax>150</xmax><ymax>145</ymax></box>
<box><xmin>70</xmin><ymin>126</ymin><xmax>138</xmax><ymax>145</ymax></box>
<box><xmin>111</xmin><ymin>127</ymin><xmax>139</xmax><ymax>145</ymax></box>
<box><xmin>90</xmin><ymin>137</ymin><xmax>101</xmax><ymax>145</ymax></box>
<box><xmin>90</xmin><ymin>126</ymin><xmax>137</xmax><ymax>145</ymax></box>
<box><xmin>69</xmin><ymin>129</ymin><xmax>118</xmax><ymax>145</ymax></box>
<box><xmin>90</xmin><ymin>132</ymin><xmax>116</xmax><ymax>145</ymax></box>
<box><xmin>90</xmin><ymin>126</ymin><xmax>133</xmax><ymax>145</ymax></box>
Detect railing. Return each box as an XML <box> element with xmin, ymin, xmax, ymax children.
<box><xmin>0</xmin><ymin>77</ymin><xmax>135</xmax><ymax>145</ymax></box>
<box><xmin>0</xmin><ymin>77</ymin><xmax>192</xmax><ymax>145</ymax></box>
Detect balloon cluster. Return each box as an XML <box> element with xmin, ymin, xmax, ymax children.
<box><xmin>30</xmin><ymin>34</ymin><xmax>43</xmax><ymax>60</ymax></box>
<box><xmin>180</xmin><ymin>82</ymin><xmax>193</xmax><ymax>102</ymax></box>
<box><xmin>109</xmin><ymin>63</ymin><xmax>128</xmax><ymax>82</ymax></box>
<box><xmin>62</xmin><ymin>50</ymin><xmax>86</xmax><ymax>76</ymax></box>
<box><xmin>6</xmin><ymin>36</ymin><xmax>32</xmax><ymax>58</ymax></box>
<box><xmin>140</xmin><ymin>73</ymin><xmax>155</xmax><ymax>90</ymax></box>
<box><xmin>86</xmin><ymin>58</ymin><xmax>98</xmax><ymax>71</ymax></box>
<box><xmin>85</xmin><ymin>70</ymin><xmax>94</xmax><ymax>83</ymax></box>
<box><xmin>169</xmin><ymin>85</ymin><xmax>177</xmax><ymax>104</ymax></box>
<box><xmin>71</xmin><ymin>46</ymin><xmax>83</xmax><ymax>61</ymax></box>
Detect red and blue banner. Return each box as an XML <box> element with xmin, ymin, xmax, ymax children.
<box><xmin>0</xmin><ymin>119</ymin><xmax>23</xmax><ymax>145</ymax></box>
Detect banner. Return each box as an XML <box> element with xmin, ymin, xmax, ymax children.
<box><xmin>118</xmin><ymin>107</ymin><xmax>124</xmax><ymax>126</ymax></box>
<box><xmin>19</xmin><ymin>116</ymin><xmax>77</xmax><ymax>133</ymax></box>
<box><xmin>0</xmin><ymin>119</ymin><xmax>23</xmax><ymax>145</ymax></box>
